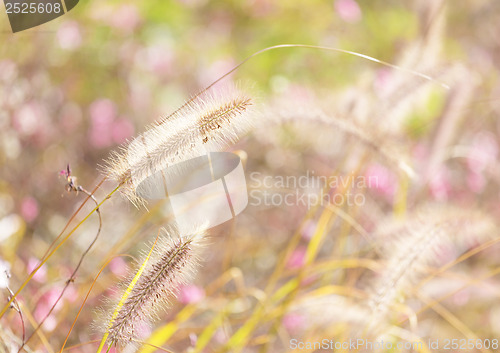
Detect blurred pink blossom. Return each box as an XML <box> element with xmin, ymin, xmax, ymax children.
<box><xmin>373</xmin><ymin>68</ymin><xmax>393</xmax><ymax>97</ymax></box>
<box><xmin>112</xmin><ymin>118</ymin><xmax>134</xmax><ymax>144</ymax></box>
<box><xmin>0</xmin><ymin>60</ymin><xmax>17</xmax><ymax>82</ymax></box>
<box><xmin>467</xmin><ymin>131</ymin><xmax>498</xmax><ymax>172</ymax></box>
<box><xmin>433</xmin><ymin>243</ymin><xmax>457</xmax><ymax>265</ymax></box>
<box><xmin>90</xmin><ymin>98</ymin><xmax>116</xmax><ymax>123</ymax></box>
<box><xmin>189</xmin><ymin>332</ymin><xmax>198</xmax><ymax>346</ymax></box>
<box><xmin>249</xmin><ymin>0</ymin><xmax>275</xmax><ymax>17</ymax></box>
<box><xmin>213</xmin><ymin>328</ymin><xmax>229</xmax><ymax>344</ymax></box>
<box><xmin>452</xmin><ymin>289</ymin><xmax>470</xmax><ymax>306</ymax></box>
<box><xmin>282</xmin><ymin>313</ymin><xmax>305</xmax><ymax>334</ymax></box>
<box><xmin>200</xmin><ymin>58</ymin><xmax>236</xmax><ymax>87</ymax></box>
<box><xmin>27</xmin><ymin>257</ymin><xmax>47</xmax><ymax>283</ymax></box>
<box><xmin>301</xmin><ymin>220</ymin><xmax>316</xmax><ymax>241</ymax></box>
<box><xmin>467</xmin><ymin>170</ymin><xmax>486</xmax><ymax>194</ymax></box>
<box><xmin>109</xmin><ymin>257</ymin><xmax>128</xmax><ymax>277</ymax></box>
<box><xmin>110</xmin><ymin>5</ymin><xmax>141</xmax><ymax>33</ymax></box>
<box><xmin>34</xmin><ymin>288</ymin><xmax>62</xmax><ymax>331</ymax></box>
<box><xmin>57</xmin><ymin>21</ymin><xmax>82</xmax><ymax>50</ymax></box>
<box><xmin>365</xmin><ymin>163</ymin><xmax>397</xmax><ymax>200</ymax></box>
<box><xmin>334</xmin><ymin>0</ymin><xmax>362</xmax><ymax>23</ymax></box>
<box><xmin>141</xmin><ymin>44</ymin><xmax>174</xmax><ymax>77</ymax></box>
<box><xmin>64</xmin><ymin>285</ymin><xmax>79</xmax><ymax>303</ymax></box>
<box><xmin>20</xmin><ymin>197</ymin><xmax>39</xmax><ymax>222</ymax></box>
<box><xmin>286</xmin><ymin>246</ymin><xmax>306</xmax><ymax>269</ymax></box>
<box><xmin>179</xmin><ymin>284</ymin><xmax>205</xmax><ymax>304</ymax></box>
<box><xmin>13</xmin><ymin>102</ymin><xmax>46</xmax><ymax>136</ymax></box>
<box><xmin>88</xmin><ymin>99</ymin><xmax>117</xmax><ymax>148</ymax></box>
<box><xmin>429</xmin><ymin>167</ymin><xmax>451</xmax><ymax>201</ymax></box>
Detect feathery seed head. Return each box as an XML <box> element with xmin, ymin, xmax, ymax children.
<box><xmin>364</xmin><ymin>204</ymin><xmax>496</xmax><ymax>335</ymax></box>
<box><xmin>104</xmin><ymin>86</ymin><xmax>254</xmax><ymax>205</ymax></box>
<box><xmin>103</xmin><ymin>228</ymin><xmax>206</xmax><ymax>345</ymax></box>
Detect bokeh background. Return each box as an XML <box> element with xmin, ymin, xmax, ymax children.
<box><xmin>1</xmin><ymin>0</ymin><xmax>500</xmax><ymax>352</ymax></box>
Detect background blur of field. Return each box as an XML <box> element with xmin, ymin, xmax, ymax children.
<box><xmin>1</xmin><ymin>1</ymin><xmax>500</xmax><ymax>352</ymax></box>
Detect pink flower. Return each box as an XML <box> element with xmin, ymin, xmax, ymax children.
<box><xmin>373</xmin><ymin>68</ymin><xmax>393</xmax><ymax>97</ymax></box>
<box><xmin>199</xmin><ymin>58</ymin><xmax>236</xmax><ymax>87</ymax></box>
<box><xmin>34</xmin><ymin>288</ymin><xmax>63</xmax><ymax>331</ymax></box>
<box><xmin>365</xmin><ymin>163</ymin><xmax>397</xmax><ymax>200</ymax></box>
<box><xmin>14</xmin><ymin>102</ymin><xmax>46</xmax><ymax>136</ymax></box>
<box><xmin>0</xmin><ymin>60</ymin><xmax>17</xmax><ymax>82</ymax></box>
<box><xmin>109</xmin><ymin>257</ymin><xmax>128</xmax><ymax>277</ymax></box>
<box><xmin>286</xmin><ymin>246</ymin><xmax>306</xmax><ymax>269</ymax></box>
<box><xmin>282</xmin><ymin>313</ymin><xmax>305</xmax><ymax>334</ymax></box>
<box><xmin>429</xmin><ymin>167</ymin><xmax>451</xmax><ymax>201</ymax></box>
<box><xmin>112</xmin><ymin>118</ymin><xmax>134</xmax><ymax>144</ymax></box>
<box><xmin>134</xmin><ymin>43</ymin><xmax>175</xmax><ymax>77</ymax></box>
<box><xmin>467</xmin><ymin>170</ymin><xmax>486</xmax><ymax>194</ymax></box>
<box><xmin>90</xmin><ymin>98</ymin><xmax>116</xmax><ymax>124</ymax></box>
<box><xmin>334</xmin><ymin>0</ymin><xmax>362</xmax><ymax>23</ymax></box>
<box><xmin>452</xmin><ymin>290</ymin><xmax>470</xmax><ymax>306</ymax></box>
<box><xmin>57</xmin><ymin>21</ymin><xmax>82</xmax><ymax>50</ymax></box>
<box><xmin>27</xmin><ymin>258</ymin><xmax>47</xmax><ymax>283</ymax></box>
<box><xmin>20</xmin><ymin>197</ymin><xmax>39</xmax><ymax>222</ymax></box>
<box><xmin>189</xmin><ymin>332</ymin><xmax>198</xmax><ymax>347</ymax></box>
<box><xmin>467</xmin><ymin>131</ymin><xmax>498</xmax><ymax>172</ymax></box>
<box><xmin>178</xmin><ymin>284</ymin><xmax>205</xmax><ymax>304</ymax></box>
<box><xmin>88</xmin><ymin>99</ymin><xmax>117</xmax><ymax>148</ymax></box>
<box><xmin>110</xmin><ymin>5</ymin><xmax>141</xmax><ymax>33</ymax></box>
<box><xmin>301</xmin><ymin>220</ymin><xmax>316</xmax><ymax>241</ymax></box>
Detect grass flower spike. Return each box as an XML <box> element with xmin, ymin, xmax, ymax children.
<box><xmin>105</xmin><ymin>87</ymin><xmax>254</xmax><ymax>205</ymax></box>
<box><xmin>100</xmin><ymin>228</ymin><xmax>206</xmax><ymax>347</ymax></box>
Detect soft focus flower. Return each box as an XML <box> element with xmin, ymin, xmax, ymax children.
<box><xmin>429</xmin><ymin>167</ymin><xmax>451</xmax><ymax>201</ymax></box>
<box><xmin>90</xmin><ymin>98</ymin><xmax>117</xmax><ymax>124</ymax></box>
<box><xmin>0</xmin><ymin>59</ymin><xmax>18</xmax><ymax>82</ymax></box>
<box><xmin>200</xmin><ymin>58</ymin><xmax>236</xmax><ymax>87</ymax></box>
<box><xmin>110</xmin><ymin>4</ymin><xmax>141</xmax><ymax>33</ymax></box>
<box><xmin>452</xmin><ymin>289</ymin><xmax>470</xmax><ymax>306</ymax></box>
<box><xmin>27</xmin><ymin>257</ymin><xmax>47</xmax><ymax>283</ymax></box>
<box><xmin>301</xmin><ymin>220</ymin><xmax>316</xmax><ymax>241</ymax></box>
<box><xmin>88</xmin><ymin>99</ymin><xmax>134</xmax><ymax>146</ymax></box>
<box><xmin>373</xmin><ymin>68</ymin><xmax>393</xmax><ymax>97</ymax></box>
<box><xmin>286</xmin><ymin>246</ymin><xmax>306</xmax><ymax>269</ymax></box>
<box><xmin>334</xmin><ymin>0</ymin><xmax>362</xmax><ymax>23</ymax></box>
<box><xmin>13</xmin><ymin>102</ymin><xmax>45</xmax><ymax>136</ymax></box>
<box><xmin>88</xmin><ymin>99</ymin><xmax>117</xmax><ymax>148</ymax></box>
<box><xmin>109</xmin><ymin>257</ymin><xmax>128</xmax><ymax>277</ymax></box>
<box><xmin>20</xmin><ymin>197</ymin><xmax>39</xmax><ymax>223</ymax></box>
<box><xmin>467</xmin><ymin>170</ymin><xmax>486</xmax><ymax>194</ymax></box>
<box><xmin>34</xmin><ymin>288</ymin><xmax>63</xmax><ymax>331</ymax></box>
<box><xmin>57</xmin><ymin>21</ymin><xmax>82</xmax><ymax>50</ymax></box>
<box><xmin>112</xmin><ymin>118</ymin><xmax>135</xmax><ymax>144</ymax></box>
<box><xmin>282</xmin><ymin>313</ymin><xmax>305</xmax><ymax>334</ymax></box>
<box><xmin>365</xmin><ymin>163</ymin><xmax>397</xmax><ymax>200</ymax></box>
<box><xmin>467</xmin><ymin>131</ymin><xmax>498</xmax><ymax>172</ymax></box>
<box><xmin>178</xmin><ymin>284</ymin><xmax>205</xmax><ymax>304</ymax></box>
<box><xmin>0</xmin><ymin>258</ymin><xmax>11</xmax><ymax>289</ymax></box>
<box><xmin>189</xmin><ymin>332</ymin><xmax>198</xmax><ymax>347</ymax></box>
<box><xmin>135</xmin><ymin>43</ymin><xmax>175</xmax><ymax>77</ymax></box>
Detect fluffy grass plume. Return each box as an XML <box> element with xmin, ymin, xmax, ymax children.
<box><xmin>99</xmin><ymin>228</ymin><xmax>206</xmax><ymax>346</ymax></box>
<box><xmin>105</xmin><ymin>86</ymin><xmax>254</xmax><ymax>204</ymax></box>
<box><xmin>365</xmin><ymin>204</ymin><xmax>496</xmax><ymax>335</ymax></box>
